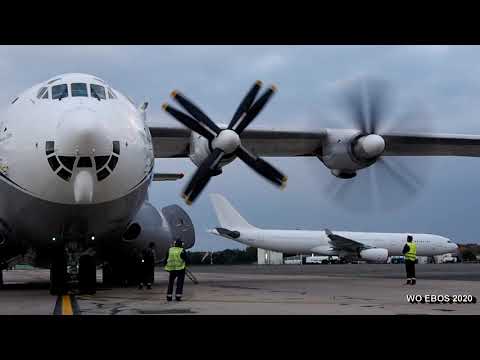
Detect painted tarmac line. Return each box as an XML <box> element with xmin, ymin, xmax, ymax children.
<box><xmin>53</xmin><ymin>295</ymin><xmax>80</xmax><ymax>315</ymax></box>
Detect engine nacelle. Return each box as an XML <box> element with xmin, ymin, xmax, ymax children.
<box><xmin>122</xmin><ymin>202</ymin><xmax>195</xmax><ymax>260</ymax></box>
<box><xmin>320</xmin><ymin>129</ymin><xmax>385</xmax><ymax>175</ymax></box>
<box><xmin>189</xmin><ymin>133</ymin><xmax>236</xmax><ymax>171</ymax></box>
<box><xmin>359</xmin><ymin>248</ymin><xmax>389</xmax><ymax>263</ymax></box>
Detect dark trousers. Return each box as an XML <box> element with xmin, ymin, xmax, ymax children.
<box><xmin>138</xmin><ymin>263</ymin><xmax>154</xmax><ymax>286</ymax></box>
<box><xmin>405</xmin><ymin>259</ymin><xmax>416</xmax><ymax>279</ymax></box>
<box><xmin>167</xmin><ymin>269</ymin><xmax>185</xmax><ymax>299</ymax></box>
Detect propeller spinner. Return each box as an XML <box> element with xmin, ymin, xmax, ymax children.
<box><xmin>162</xmin><ymin>81</ymin><xmax>287</xmax><ymax>205</ymax></box>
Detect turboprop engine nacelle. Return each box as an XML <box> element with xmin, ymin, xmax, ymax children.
<box><xmin>320</xmin><ymin>129</ymin><xmax>385</xmax><ymax>178</ymax></box>
<box><xmin>189</xmin><ymin>133</ymin><xmax>236</xmax><ymax>171</ymax></box>
<box><xmin>359</xmin><ymin>248</ymin><xmax>389</xmax><ymax>263</ymax></box>
<box><xmin>122</xmin><ymin>202</ymin><xmax>195</xmax><ymax>259</ymax></box>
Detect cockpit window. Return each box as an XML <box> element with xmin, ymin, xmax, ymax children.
<box><xmin>42</xmin><ymin>90</ymin><xmax>49</xmax><ymax>99</ymax></box>
<box><xmin>107</xmin><ymin>88</ymin><xmax>117</xmax><ymax>99</ymax></box>
<box><xmin>52</xmin><ymin>84</ymin><xmax>68</xmax><ymax>100</ymax></box>
<box><xmin>37</xmin><ymin>87</ymin><xmax>48</xmax><ymax>99</ymax></box>
<box><xmin>90</xmin><ymin>84</ymin><xmax>106</xmax><ymax>100</ymax></box>
<box><xmin>71</xmin><ymin>83</ymin><xmax>88</xmax><ymax>97</ymax></box>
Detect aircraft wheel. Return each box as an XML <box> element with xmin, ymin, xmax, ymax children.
<box><xmin>79</xmin><ymin>255</ymin><xmax>96</xmax><ymax>295</ymax></box>
<box><xmin>102</xmin><ymin>262</ymin><xmax>113</xmax><ymax>287</ymax></box>
<box><xmin>50</xmin><ymin>248</ymin><xmax>68</xmax><ymax>295</ymax></box>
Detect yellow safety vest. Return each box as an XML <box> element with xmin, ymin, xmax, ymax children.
<box><xmin>165</xmin><ymin>247</ymin><xmax>186</xmax><ymax>271</ymax></box>
<box><xmin>404</xmin><ymin>242</ymin><xmax>417</xmax><ymax>261</ymax></box>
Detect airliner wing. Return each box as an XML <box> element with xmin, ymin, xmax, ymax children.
<box><xmin>149</xmin><ymin>125</ymin><xmax>327</xmax><ymax>158</ymax></box>
<box><xmin>325</xmin><ymin>229</ymin><xmax>370</xmax><ymax>252</ymax></box>
<box><xmin>381</xmin><ymin>132</ymin><xmax>480</xmax><ymax>157</ymax></box>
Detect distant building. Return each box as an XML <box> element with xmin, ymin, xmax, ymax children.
<box><xmin>257</xmin><ymin>248</ymin><xmax>283</xmax><ymax>265</ymax></box>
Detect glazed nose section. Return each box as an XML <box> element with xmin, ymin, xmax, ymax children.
<box><xmin>56</xmin><ymin>107</ymin><xmax>111</xmax><ymax>156</ymax></box>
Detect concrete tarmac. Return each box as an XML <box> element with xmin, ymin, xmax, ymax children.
<box><xmin>1</xmin><ymin>264</ymin><xmax>479</xmax><ymax>315</ymax></box>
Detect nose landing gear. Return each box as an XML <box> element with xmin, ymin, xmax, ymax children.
<box><xmin>49</xmin><ymin>240</ymin><xmax>97</xmax><ymax>295</ymax></box>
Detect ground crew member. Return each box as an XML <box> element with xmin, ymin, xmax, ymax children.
<box><xmin>402</xmin><ymin>235</ymin><xmax>417</xmax><ymax>285</ymax></box>
<box><xmin>138</xmin><ymin>242</ymin><xmax>156</xmax><ymax>290</ymax></box>
<box><xmin>164</xmin><ymin>239</ymin><xmax>188</xmax><ymax>301</ymax></box>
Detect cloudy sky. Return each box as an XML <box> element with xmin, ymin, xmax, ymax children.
<box><xmin>1</xmin><ymin>45</ymin><xmax>480</xmax><ymax>250</ymax></box>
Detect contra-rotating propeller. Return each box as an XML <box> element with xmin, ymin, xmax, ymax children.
<box><xmin>162</xmin><ymin>81</ymin><xmax>287</xmax><ymax>205</ymax></box>
<box><xmin>326</xmin><ymin>77</ymin><xmax>432</xmax><ymax>211</ymax></box>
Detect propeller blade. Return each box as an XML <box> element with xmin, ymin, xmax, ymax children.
<box><xmin>366</xmin><ymin>79</ymin><xmax>390</xmax><ymax>134</ymax></box>
<box><xmin>228</xmin><ymin>81</ymin><xmax>262</xmax><ymax>130</ymax></box>
<box><xmin>162</xmin><ymin>104</ymin><xmax>216</xmax><ymax>141</ymax></box>
<box><xmin>171</xmin><ymin>91</ymin><xmax>221</xmax><ymax>134</ymax></box>
<box><xmin>236</xmin><ymin>145</ymin><xmax>287</xmax><ymax>187</ymax></box>
<box><xmin>234</xmin><ymin>86</ymin><xmax>276</xmax><ymax>134</ymax></box>
<box><xmin>182</xmin><ymin>148</ymin><xmax>225</xmax><ymax>205</ymax></box>
<box><xmin>343</xmin><ymin>83</ymin><xmax>368</xmax><ymax>133</ymax></box>
<box><xmin>376</xmin><ymin>158</ymin><xmax>420</xmax><ymax>196</ymax></box>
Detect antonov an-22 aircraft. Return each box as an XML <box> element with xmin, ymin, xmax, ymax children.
<box><xmin>0</xmin><ymin>73</ymin><xmax>477</xmax><ymax>294</ymax></box>
<box><xmin>209</xmin><ymin>194</ymin><xmax>458</xmax><ymax>262</ymax></box>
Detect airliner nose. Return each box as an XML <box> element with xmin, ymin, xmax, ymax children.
<box><xmin>56</xmin><ymin>107</ymin><xmax>111</xmax><ymax>155</ymax></box>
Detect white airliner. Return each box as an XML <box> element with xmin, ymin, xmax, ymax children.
<box><xmin>209</xmin><ymin>194</ymin><xmax>458</xmax><ymax>262</ymax></box>
<box><xmin>0</xmin><ymin>73</ymin><xmax>476</xmax><ymax>293</ymax></box>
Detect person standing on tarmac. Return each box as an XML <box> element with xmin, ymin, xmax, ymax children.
<box><xmin>164</xmin><ymin>239</ymin><xmax>189</xmax><ymax>301</ymax></box>
<box><xmin>139</xmin><ymin>242</ymin><xmax>156</xmax><ymax>290</ymax></box>
<box><xmin>402</xmin><ymin>235</ymin><xmax>417</xmax><ymax>285</ymax></box>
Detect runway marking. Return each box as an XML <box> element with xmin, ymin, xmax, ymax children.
<box><xmin>53</xmin><ymin>295</ymin><xmax>80</xmax><ymax>315</ymax></box>
<box><xmin>62</xmin><ymin>295</ymin><xmax>73</xmax><ymax>315</ymax></box>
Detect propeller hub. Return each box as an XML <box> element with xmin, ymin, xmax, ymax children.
<box><xmin>354</xmin><ymin>134</ymin><xmax>385</xmax><ymax>159</ymax></box>
<box><xmin>212</xmin><ymin>129</ymin><xmax>241</xmax><ymax>154</ymax></box>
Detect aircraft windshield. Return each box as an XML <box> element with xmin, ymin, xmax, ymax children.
<box><xmin>52</xmin><ymin>84</ymin><xmax>68</xmax><ymax>100</ymax></box>
<box><xmin>71</xmin><ymin>83</ymin><xmax>88</xmax><ymax>97</ymax></box>
<box><xmin>90</xmin><ymin>84</ymin><xmax>106</xmax><ymax>100</ymax></box>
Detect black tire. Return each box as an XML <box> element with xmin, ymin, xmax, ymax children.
<box><xmin>79</xmin><ymin>255</ymin><xmax>96</xmax><ymax>295</ymax></box>
<box><xmin>50</xmin><ymin>250</ymin><xmax>68</xmax><ymax>295</ymax></box>
<box><xmin>102</xmin><ymin>263</ymin><xmax>113</xmax><ymax>287</ymax></box>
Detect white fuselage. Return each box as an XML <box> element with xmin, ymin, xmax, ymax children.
<box><xmin>227</xmin><ymin>228</ymin><xmax>457</xmax><ymax>257</ymax></box>
<box><xmin>0</xmin><ymin>73</ymin><xmax>154</xmax><ymax>251</ymax></box>
<box><xmin>0</xmin><ymin>73</ymin><xmax>153</xmax><ymax>204</ymax></box>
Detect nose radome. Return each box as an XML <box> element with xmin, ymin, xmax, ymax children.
<box><xmin>56</xmin><ymin>107</ymin><xmax>112</xmax><ymax>155</ymax></box>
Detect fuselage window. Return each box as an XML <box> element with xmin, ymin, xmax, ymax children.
<box><xmin>71</xmin><ymin>83</ymin><xmax>88</xmax><ymax>97</ymax></box>
<box><xmin>37</xmin><ymin>87</ymin><xmax>48</xmax><ymax>99</ymax></box>
<box><xmin>107</xmin><ymin>88</ymin><xmax>117</xmax><ymax>99</ymax></box>
<box><xmin>90</xmin><ymin>84</ymin><xmax>106</xmax><ymax>100</ymax></box>
<box><xmin>11</xmin><ymin>97</ymin><xmax>19</xmax><ymax>104</ymax></box>
<box><xmin>52</xmin><ymin>84</ymin><xmax>68</xmax><ymax>100</ymax></box>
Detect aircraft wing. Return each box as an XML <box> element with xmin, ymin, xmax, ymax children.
<box><xmin>149</xmin><ymin>125</ymin><xmax>327</xmax><ymax>158</ymax></box>
<box><xmin>325</xmin><ymin>229</ymin><xmax>370</xmax><ymax>252</ymax></box>
<box><xmin>381</xmin><ymin>132</ymin><xmax>480</xmax><ymax>157</ymax></box>
<box><xmin>150</xmin><ymin>125</ymin><xmax>480</xmax><ymax>159</ymax></box>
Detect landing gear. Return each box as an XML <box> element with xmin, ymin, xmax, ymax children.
<box><xmin>50</xmin><ymin>247</ymin><xmax>68</xmax><ymax>295</ymax></box>
<box><xmin>102</xmin><ymin>262</ymin><xmax>113</xmax><ymax>287</ymax></box>
<box><xmin>79</xmin><ymin>254</ymin><xmax>96</xmax><ymax>295</ymax></box>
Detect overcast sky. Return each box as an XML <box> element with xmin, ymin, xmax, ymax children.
<box><xmin>1</xmin><ymin>45</ymin><xmax>480</xmax><ymax>251</ymax></box>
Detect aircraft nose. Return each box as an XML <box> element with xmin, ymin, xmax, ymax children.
<box><xmin>56</xmin><ymin>107</ymin><xmax>112</xmax><ymax>155</ymax></box>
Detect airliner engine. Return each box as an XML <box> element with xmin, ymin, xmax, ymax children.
<box><xmin>359</xmin><ymin>248</ymin><xmax>389</xmax><ymax>263</ymax></box>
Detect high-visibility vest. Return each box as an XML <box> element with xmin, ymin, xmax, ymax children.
<box><xmin>404</xmin><ymin>242</ymin><xmax>417</xmax><ymax>261</ymax></box>
<box><xmin>165</xmin><ymin>247</ymin><xmax>185</xmax><ymax>271</ymax></box>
